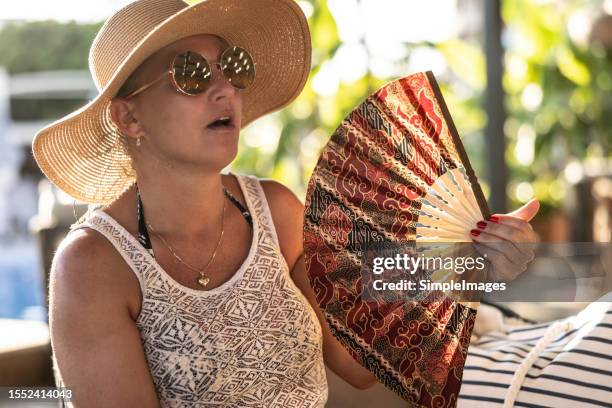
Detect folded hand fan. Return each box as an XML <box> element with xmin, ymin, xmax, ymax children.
<box><xmin>303</xmin><ymin>72</ymin><xmax>490</xmax><ymax>406</ymax></box>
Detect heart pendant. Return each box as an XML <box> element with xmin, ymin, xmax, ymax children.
<box><xmin>198</xmin><ymin>276</ymin><xmax>210</xmax><ymax>287</ymax></box>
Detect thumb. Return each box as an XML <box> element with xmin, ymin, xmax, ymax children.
<box><xmin>507</xmin><ymin>198</ymin><xmax>540</xmax><ymax>222</ymax></box>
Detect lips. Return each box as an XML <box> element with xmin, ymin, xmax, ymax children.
<box><xmin>206</xmin><ymin>111</ymin><xmax>235</xmax><ymax>130</ymax></box>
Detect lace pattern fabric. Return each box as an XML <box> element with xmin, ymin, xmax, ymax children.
<box><xmin>67</xmin><ymin>174</ymin><xmax>328</xmax><ymax>407</ymax></box>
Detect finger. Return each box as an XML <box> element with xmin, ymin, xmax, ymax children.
<box><xmin>473</xmin><ymin>220</ymin><xmax>535</xmax><ymax>256</ymax></box>
<box><xmin>470</xmin><ymin>229</ymin><xmax>529</xmax><ymax>268</ymax></box>
<box><xmin>505</xmin><ymin>199</ymin><xmax>540</xmax><ymax>222</ymax></box>
<box><xmin>471</xmin><ymin>242</ymin><xmax>525</xmax><ymax>282</ymax></box>
<box><xmin>476</xmin><ymin>220</ymin><xmax>524</xmax><ymax>242</ymax></box>
<box><xmin>474</xmin><ymin>232</ymin><xmax>536</xmax><ymax>269</ymax></box>
<box><xmin>486</xmin><ymin>215</ymin><xmax>536</xmax><ymax>239</ymax></box>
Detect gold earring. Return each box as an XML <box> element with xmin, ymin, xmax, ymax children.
<box><xmin>136</xmin><ymin>137</ymin><xmax>141</xmax><ymax>147</ymax></box>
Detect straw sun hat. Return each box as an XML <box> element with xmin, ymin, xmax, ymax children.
<box><xmin>31</xmin><ymin>0</ymin><xmax>311</xmax><ymax>204</ymax></box>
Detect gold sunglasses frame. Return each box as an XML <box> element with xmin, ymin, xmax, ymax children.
<box><xmin>123</xmin><ymin>47</ymin><xmax>255</xmax><ymax>99</ymax></box>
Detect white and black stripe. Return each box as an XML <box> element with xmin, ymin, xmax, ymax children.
<box><xmin>458</xmin><ymin>302</ymin><xmax>612</xmax><ymax>407</ymax></box>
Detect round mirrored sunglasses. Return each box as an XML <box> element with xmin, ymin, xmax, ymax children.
<box><xmin>123</xmin><ymin>46</ymin><xmax>256</xmax><ymax>99</ymax></box>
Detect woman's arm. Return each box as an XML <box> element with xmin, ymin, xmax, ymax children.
<box><xmin>289</xmin><ymin>255</ymin><xmax>378</xmax><ymax>389</ymax></box>
<box><xmin>261</xmin><ymin>180</ymin><xmax>377</xmax><ymax>390</ymax></box>
<box><xmin>50</xmin><ymin>229</ymin><xmax>161</xmax><ymax>407</ymax></box>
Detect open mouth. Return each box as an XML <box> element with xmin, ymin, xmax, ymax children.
<box><xmin>207</xmin><ymin>116</ymin><xmax>234</xmax><ymax>130</ymax></box>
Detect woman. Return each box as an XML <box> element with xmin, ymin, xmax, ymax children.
<box><xmin>33</xmin><ymin>0</ymin><xmax>539</xmax><ymax>406</ymax></box>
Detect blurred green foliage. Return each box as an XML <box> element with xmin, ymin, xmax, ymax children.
<box><xmin>1</xmin><ymin>0</ymin><xmax>609</xmax><ymax>207</ymax></box>
<box><xmin>0</xmin><ymin>20</ymin><xmax>101</xmax><ymax>74</ymax></box>
<box><xmin>502</xmin><ymin>0</ymin><xmax>611</xmax><ymax>210</ymax></box>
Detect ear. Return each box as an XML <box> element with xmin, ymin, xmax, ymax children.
<box><xmin>109</xmin><ymin>98</ymin><xmax>144</xmax><ymax>141</ymax></box>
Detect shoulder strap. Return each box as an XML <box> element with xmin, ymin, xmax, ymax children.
<box><xmin>71</xmin><ymin>211</ymin><xmax>150</xmax><ymax>292</ymax></box>
<box><xmin>223</xmin><ymin>187</ymin><xmax>253</xmax><ymax>227</ymax></box>
<box><xmin>238</xmin><ymin>175</ymin><xmax>281</xmax><ymax>249</ymax></box>
<box><xmin>136</xmin><ymin>187</ymin><xmax>155</xmax><ymax>256</ymax></box>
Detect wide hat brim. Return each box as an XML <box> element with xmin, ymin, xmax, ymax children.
<box><xmin>32</xmin><ymin>0</ymin><xmax>311</xmax><ymax>204</ymax></box>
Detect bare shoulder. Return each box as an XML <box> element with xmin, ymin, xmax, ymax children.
<box><xmin>259</xmin><ymin>179</ymin><xmax>304</xmax><ymax>270</ymax></box>
<box><xmin>259</xmin><ymin>179</ymin><xmax>303</xmax><ymax>229</ymax></box>
<box><xmin>259</xmin><ymin>179</ymin><xmax>303</xmax><ymax>209</ymax></box>
<box><xmin>50</xmin><ymin>228</ymin><xmax>159</xmax><ymax>407</ymax></box>
<box><xmin>51</xmin><ymin>227</ymin><xmax>141</xmax><ymax>320</ymax></box>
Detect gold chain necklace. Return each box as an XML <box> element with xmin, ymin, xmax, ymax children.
<box><xmin>146</xmin><ymin>196</ymin><xmax>227</xmax><ymax>288</ymax></box>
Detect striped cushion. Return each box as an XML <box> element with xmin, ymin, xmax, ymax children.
<box><xmin>459</xmin><ymin>301</ymin><xmax>612</xmax><ymax>407</ymax></box>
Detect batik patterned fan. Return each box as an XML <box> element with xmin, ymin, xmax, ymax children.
<box><xmin>303</xmin><ymin>72</ymin><xmax>490</xmax><ymax>406</ymax></box>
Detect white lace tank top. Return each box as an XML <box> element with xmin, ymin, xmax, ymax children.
<box><xmin>71</xmin><ymin>174</ymin><xmax>328</xmax><ymax>407</ymax></box>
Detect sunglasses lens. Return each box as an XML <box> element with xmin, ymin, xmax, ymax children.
<box><xmin>220</xmin><ymin>46</ymin><xmax>256</xmax><ymax>90</ymax></box>
<box><xmin>171</xmin><ymin>51</ymin><xmax>211</xmax><ymax>95</ymax></box>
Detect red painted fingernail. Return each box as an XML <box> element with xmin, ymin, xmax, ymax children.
<box><xmin>477</xmin><ymin>221</ymin><xmax>487</xmax><ymax>230</ymax></box>
<box><xmin>488</xmin><ymin>216</ymin><xmax>500</xmax><ymax>223</ymax></box>
<box><xmin>470</xmin><ymin>229</ymin><xmax>481</xmax><ymax>237</ymax></box>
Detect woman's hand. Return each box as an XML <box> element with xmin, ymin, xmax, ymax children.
<box><xmin>470</xmin><ymin>199</ymin><xmax>540</xmax><ymax>282</ymax></box>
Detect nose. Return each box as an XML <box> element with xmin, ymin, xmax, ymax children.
<box><xmin>207</xmin><ymin>63</ymin><xmax>236</xmax><ymax>101</ymax></box>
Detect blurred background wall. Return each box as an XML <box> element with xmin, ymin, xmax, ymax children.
<box><xmin>0</xmin><ymin>0</ymin><xmax>610</xmax><ymax>406</ymax></box>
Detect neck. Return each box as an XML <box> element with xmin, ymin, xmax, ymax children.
<box><xmin>135</xmin><ymin>165</ymin><xmax>226</xmax><ymax>238</ymax></box>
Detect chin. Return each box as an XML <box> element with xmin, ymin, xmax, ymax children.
<box><xmin>184</xmin><ymin>129</ymin><xmax>238</xmax><ymax>167</ymax></box>
<box><xmin>206</xmin><ymin>142</ymin><xmax>238</xmax><ymax>169</ymax></box>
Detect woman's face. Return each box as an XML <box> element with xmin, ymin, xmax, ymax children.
<box><xmin>115</xmin><ymin>34</ymin><xmax>243</xmax><ymax>173</ymax></box>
